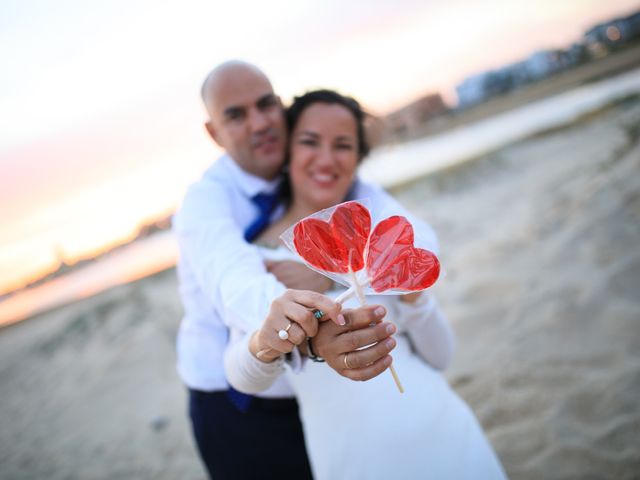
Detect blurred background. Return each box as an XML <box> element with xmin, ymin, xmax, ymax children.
<box><xmin>1</xmin><ymin>1</ymin><xmax>639</xmax><ymax>479</ymax></box>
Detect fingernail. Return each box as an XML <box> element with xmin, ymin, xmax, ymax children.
<box><xmin>374</xmin><ymin>306</ymin><xmax>386</xmax><ymax>317</ymax></box>
<box><xmin>385</xmin><ymin>338</ymin><xmax>396</xmax><ymax>349</ymax></box>
<box><xmin>338</xmin><ymin>314</ymin><xmax>346</xmax><ymax>326</ymax></box>
<box><xmin>383</xmin><ymin>356</ymin><xmax>392</xmax><ymax>367</ymax></box>
<box><xmin>385</xmin><ymin>323</ymin><xmax>396</xmax><ymax>334</ymax></box>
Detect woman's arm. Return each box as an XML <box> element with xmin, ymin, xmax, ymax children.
<box><xmin>392</xmin><ymin>293</ymin><xmax>456</xmax><ymax>371</ymax></box>
<box><xmin>224</xmin><ymin>289</ymin><xmax>341</xmax><ymax>393</ymax></box>
<box><xmin>224</xmin><ymin>330</ymin><xmax>286</xmax><ymax>394</ymax></box>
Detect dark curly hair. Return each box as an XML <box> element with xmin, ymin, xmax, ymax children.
<box><xmin>286</xmin><ymin>89</ymin><xmax>370</xmax><ymax>161</ymax></box>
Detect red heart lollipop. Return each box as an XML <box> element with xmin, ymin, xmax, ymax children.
<box><xmin>366</xmin><ymin>216</ymin><xmax>440</xmax><ymax>292</ymax></box>
<box><xmin>293</xmin><ymin>201</ymin><xmax>371</xmax><ymax>273</ymax></box>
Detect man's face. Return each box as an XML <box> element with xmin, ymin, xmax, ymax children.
<box><xmin>206</xmin><ymin>69</ymin><xmax>286</xmax><ymax>180</ymax></box>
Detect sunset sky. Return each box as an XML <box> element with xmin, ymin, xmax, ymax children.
<box><xmin>1</xmin><ymin>0</ymin><xmax>638</xmax><ymax>294</ymax></box>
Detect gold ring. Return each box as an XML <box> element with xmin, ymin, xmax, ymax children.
<box><xmin>343</xmin><ymin>352</ymin><xmax>352</xmax><ymax>369</ymax></box>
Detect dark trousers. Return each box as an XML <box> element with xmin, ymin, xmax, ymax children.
<box><xmin>189</xmin><ymin>389</ymin><xmax>313</xmax><ymax>480</ymax></box>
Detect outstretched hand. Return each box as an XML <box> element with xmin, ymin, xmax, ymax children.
<box><xmin>249</xmin><ymin>289</ymin><xmax>344</xmax><ymax>362</ymax></box>
<box><xmin>311</xmin><ymin>305</ymin><xmax>397</xmax><ymax>382</ymax></box>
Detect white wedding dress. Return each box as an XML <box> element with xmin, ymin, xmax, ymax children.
<box><xmin>225</xmin><ymin>246</ymin><xmax>507</xmax><ymax>480</ymax></box>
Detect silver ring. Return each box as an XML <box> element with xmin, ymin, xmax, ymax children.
<box><xmin>343</xmin><ymin>352</ymin><xmax>352</xmax><ymax>369</ymax></box>
<box><xmin>278</xmin><ymin>321</ymin><xmax>293</xmax><ymax>341</ymax></box>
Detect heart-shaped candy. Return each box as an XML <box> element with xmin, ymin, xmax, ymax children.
<box><xmin>293</xmin><ymin>201</ymin><xmax>371</xmax><ymax>273</ymax></box>
<box><xmin>366</xmin><ymin>216</ymin><xmax>440</xmax><ymax>292</ymax></box>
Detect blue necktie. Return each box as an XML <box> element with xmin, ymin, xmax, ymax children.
<box><xmin>226</xmin><ymin>189</ymin><xmax>281</xmax><ymax>412</ymax></box>
<box><xmin>244</xmin><ymin>191</ymin><xmax>281</xmax><ymax>242</ymax></box>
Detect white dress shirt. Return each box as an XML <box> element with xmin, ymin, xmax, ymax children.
<box><xmin>173</xmin><ymin>153</ymin><xmax>440</xmax><ymax>395</ymax></box>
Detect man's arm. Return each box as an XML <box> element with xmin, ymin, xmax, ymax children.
<box><xmin>174</xmin><ymin>179</ymin><xmax>342</xmax><ymax>333</ymax></box>
<box><xmin>174</xmin><ymin>180</ymin><xmax>286</xmax><ymax>333</ymax></box>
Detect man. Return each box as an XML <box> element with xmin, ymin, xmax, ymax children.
<box><xmin>173</xmin><ymin>61</ymin><xmax>401</xmax><ymax>479</ymax></box>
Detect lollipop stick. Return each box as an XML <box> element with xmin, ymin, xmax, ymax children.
<box><xmin>335</xmin><ymin>286</ymin><xmax>356</xmax><ymax>305</ymax></box>
<box><xmin>348</xmin><ymin>266</ymin><xmax>404</xmax><ymax>394</ymax></box>
<box><xmin>388</xmin><ymin>364</ymin><xmax>404</xmax><ymax>393</ymax></box>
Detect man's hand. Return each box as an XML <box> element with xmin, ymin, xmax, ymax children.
<box><xmin>265</xmin><ymin>260</ymin><xmax>333</xmax><ymax>293</ymax></box>
<box><xmin>311</xmin><ymin>305</ymin><xmax>397</xmax><ymax>382</ymax></box>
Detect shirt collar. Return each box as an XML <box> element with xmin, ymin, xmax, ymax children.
<box><xmin>216</xmin><ymin>154</ymin><xmax>282</xmax><ymax>198</ymax></box>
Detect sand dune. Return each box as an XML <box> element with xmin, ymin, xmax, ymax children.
<box><xmin>392</xmin><ymin>94</ymin><xmax>640</xmax><ymax>479</ymax></box>
<box><xmin>1</xmin><ymin>95</ymin><xmax>639</xmax><ymax>479</ymax></box>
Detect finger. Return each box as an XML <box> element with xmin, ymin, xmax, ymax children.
<box><xmin>282</xmin><ymin>302</ymin><xmax>318</xmax><ymax>337</ymax></box>
<box><xmin>285</xmin><ymin>322</ymin><xmax>306</xmax><ymax>346</ymax></box>
<box><xmin>343</xmin><ymin>337</ymin><xmax>396</xmax><ymax>369</ymax></box>
<box><xmin>285</xmin><ymin>289</ymin><xmax>344</xmax><ymax>326</ymax></box>
<box><xmin>262</xmin><ymin>316</ymin><xmax>296</xmax><ymax>354</ymax></box>
<box><xmin>264</xmin><ymin>260</ymin><xmax>277</xmax><ymax>271</ymax></box>
<box><xmin>274</xmin><ymin>315</ymin><xmax>307</xmax><ymax>344</ymax></box>
<box><xmin>336</xmin><ymin>321</ymin><xmax>396</xmax><ymax>354</ymax></box>
<box><xmin>341</xmin><ymin>305</ymin><xmax>387</xmax><ymax>332</ymax></box>
<box><xmin>270</xmin><ymin>331</ymin><xmax>295</xmax><ymax>354</ymax></box>
<box><xmin>257</xmin><ymin>329</ymin><xmax>293</xmax><ymax>357</ymax></box>
<box><xmin>342</xmin><ymin>355</ymin><xmax>393</xmax><ymax>382</ymax></box>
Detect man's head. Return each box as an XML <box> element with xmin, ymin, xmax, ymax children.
<box><xmin>202</xmin><ymin>60</ymin><xmax>286</xmax><ymax>180</ymax></box>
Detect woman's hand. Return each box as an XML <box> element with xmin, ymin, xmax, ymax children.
<box><xmin>249</xmin><ymin>289</ymin><xmax>343</xmax><ymax>362</ymax></box>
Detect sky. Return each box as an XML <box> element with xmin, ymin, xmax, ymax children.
<box><xmin>1</xmin><ymin>0</ymin><xmax>639</xmax><ymax>294</ymax></box>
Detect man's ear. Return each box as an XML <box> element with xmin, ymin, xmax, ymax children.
<box><xmin>204</xmin><ymin>121</ymin><xmax>222</xmax><ymax>147</ymax></box>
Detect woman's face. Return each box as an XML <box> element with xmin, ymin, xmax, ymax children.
<box><xmin>289</xmin><ymin>102</ymin><xmax>359</xmax><ymax>212</ymax></box>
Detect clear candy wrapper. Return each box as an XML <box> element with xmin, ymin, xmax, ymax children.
<box><xmin>280</xmin><ymin>200</ymin><xmax>441</xmax><ymax>304</ymax></box>
<box><xmin>281</xmin><ymin>199</ymin><xmax>441</xmax><ymax>394</ymax></box>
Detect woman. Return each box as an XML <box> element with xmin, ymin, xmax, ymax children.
<box><xmin>224</xmin><ymin>90</ymin><xmax>506</xmax><ymax>479</ymax></box>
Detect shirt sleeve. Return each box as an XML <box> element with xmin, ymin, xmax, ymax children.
<box><xmin>173</xmin><ymin>179</ymin><xmax>286</xmax><ymax>334</ymax></box>
<box><xmin>390</xmin><ymin>293</ymin><xmax>456</xmax><ymax>371</ymax></box>
<box><xmin>224</xmin><ymin>331</ymin><xmax>286</xmax><ymax>394</ymax></box>
<box><xmin>356</xmin><ymin>179</ymin><xmax>453</xmax><ymax>369</ymax></box>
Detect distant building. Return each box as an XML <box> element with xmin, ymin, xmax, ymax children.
<box><xmin>456</xmin><ymin>72</ymin><xmax>489</xmax><ymax>108</ymax></box>
<box><xmin>585</xmin><ymin>11</ymin><xmax>640</xmax><ymax>54</ymax></box>
<box><xmin>456</xmin><ymin>48</ymin><xmax>585</xmax><ymax>108</ymax></box>
<box><xmin>454</xmin><ymin>9</ymin><xmax>639</xmax><ymax>109</ymax></box>
<box><xmin>524</xmin><ymin>50</ymin><xmax>566</xmax><ymax>80</ymax></box>
<box><xmin>384</xmin><ymin>93</ymin><xmax>448</xmax><ymax>137</ymax></box>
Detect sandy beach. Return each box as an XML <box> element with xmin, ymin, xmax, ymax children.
<box><xmin>1</xmin><ymin>93</ymin><xmax>639</xmax><ymax>479</ymax></box>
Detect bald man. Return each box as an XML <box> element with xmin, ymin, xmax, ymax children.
<box><xmin>173</xmin><ymin>61</ymin><xmax>400</xmax><ymax>479</ymax></box>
